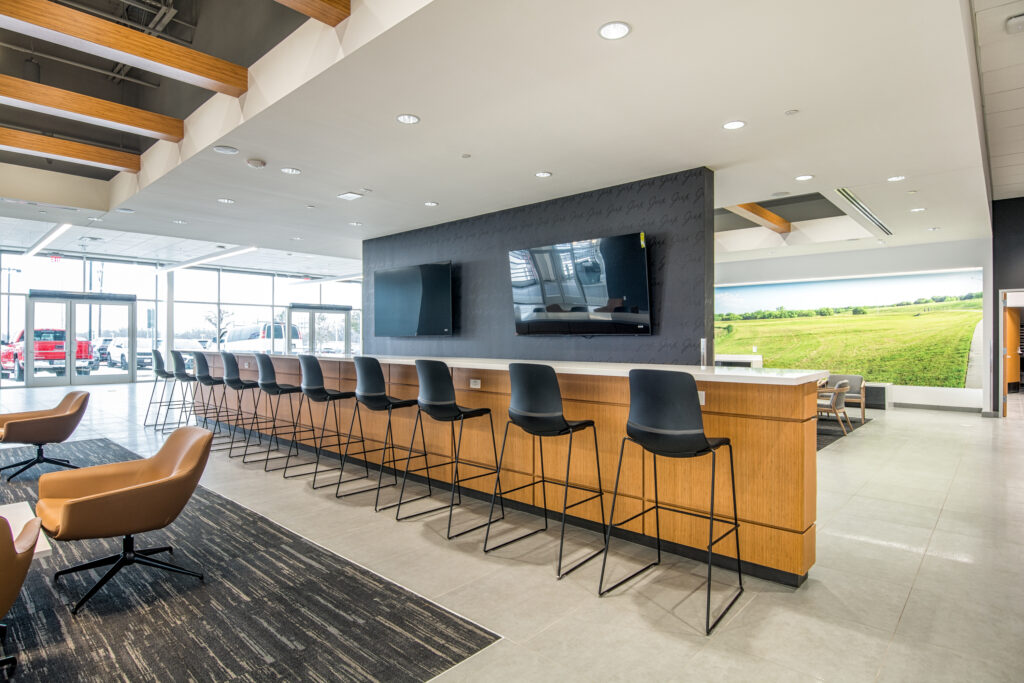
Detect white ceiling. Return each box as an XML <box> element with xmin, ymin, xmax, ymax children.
<box><xmin>975</xmin><ymin>0</ymin><xmax>1024</xmax><ymax>199</ymax></box>
<box><xmin>0</xmin><ymin>0</ymin><xmax>993</xmax><ymax>263</ymax></box>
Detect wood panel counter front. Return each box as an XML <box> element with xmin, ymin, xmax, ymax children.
<box><xmin>197</xmin><ymin>353</ymin><xmax>825</xmax><ymax>585</ymax></box>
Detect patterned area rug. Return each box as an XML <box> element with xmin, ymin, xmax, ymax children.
<box><xmin>0</xmin><ymin>439</ymin><xmax>498</xmax><ymax>682</ymax></box>
<box><xmin>817</xmin><ymin>417</ymin><xmax>872</xmax><ymax>450</ymax></box>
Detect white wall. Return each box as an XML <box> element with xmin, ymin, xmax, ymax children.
<box><xmin>714</xmin><ymin>238</ymin><xmax>994</xmax><ymax>412</ymax></box>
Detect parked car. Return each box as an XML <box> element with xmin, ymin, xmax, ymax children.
<box><xmin>94</xmin><ymin>336</ymin><xmax>114</xmax><ymax>364</ymax></box>
<box><xmin>0</xmin><ymin>329</ymin><xmax>92</xmax><ymax>381</ymax></box>
<box><xmin>107</xmin><ymin>338</ymin><xmax>153</xmax><ymax>370</ymax></box>
<box><xmin>219</xmin><ymin>323</ymin><xmax>302</xmax><ymax>354</ymax></box>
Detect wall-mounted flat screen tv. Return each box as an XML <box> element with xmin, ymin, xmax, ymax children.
<box><xmin>374</xmin><ymin>262</ymin><xmax>453</xmax><ymax>337</ymax></box>
<box><xmin>509</xmin><ymin>232</ymin><xmax>651</xmax><ymax>335</ymax></box>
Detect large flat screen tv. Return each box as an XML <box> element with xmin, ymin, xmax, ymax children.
<box><xmin>509</xmin><ymin>232</ymin><xmax>651</xmax><ymax>335</ymax></box>
<box><xmin>374</xmin><ymin>262</ymin><xmax>453</xmax><ymax>337</ymax></box>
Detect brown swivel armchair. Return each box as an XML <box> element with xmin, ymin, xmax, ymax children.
<box><xmin>0</xmin><ymin>391</ymin><xmax>90</xmax><ymax>481</ymax></box>
<box><xmin>1</xmin><ymin>516</ymin><xmax>42</xmax><ymax>678</ymax></box>
<box><xmin>36</xmin><ymin>426</ymin><xmax>213</xmax><ymax>614</ymax></box>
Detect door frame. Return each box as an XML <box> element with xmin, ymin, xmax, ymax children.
<box><xmin>25</xmin><ymin>290</ymin><xmax>138</xmax><ymax>387</ymax></box>
<box><xmin>285</xmin><ymin>303</ymin><xmax>352</xmax><ymax>355</ymax></box>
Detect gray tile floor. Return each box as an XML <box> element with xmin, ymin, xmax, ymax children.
<box><xmin>2</xmin><ymin>383</ymin><xmax>1023</xmax><ymax>681</ymax></box>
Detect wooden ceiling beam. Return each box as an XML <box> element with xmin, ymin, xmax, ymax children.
<box><xmin>724</xmin><ymin>202</ymin><xmax>792</xmax><ymax>234</ymax></box>
<box><xmin>0</xmin><ymin>0</ymin><xmax>248</xmax><ymax>97</ymax></box>
<box><xmin>274</xmin><ymin>0</ymin><xmax>351</xmax><ymax>26</ymax></box>
<box><xmin>0</xmin><ymin>75</ymin><xmax>184</xmax><ymax>142</ymax></box>
<box><xmin>0</xmin><ymin>126</ymin><xmax>140</xmax><ymax>173</ymax></box>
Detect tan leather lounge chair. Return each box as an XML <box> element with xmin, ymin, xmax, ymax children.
<box><xmin>36</xmin><ymin>426</ymin><xmax>213</xmax><ymax>614</ymax></box>
<box><xmin>0</xmin><ymin>391</ymin><xmax>89</xmax><ymax>481</ymax></box>
<box><xmin>0</xmin><ymin>516</ymin><xmax>42</xmax><ymax>678</ymax></box>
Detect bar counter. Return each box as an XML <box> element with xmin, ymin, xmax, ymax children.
<box><xmin>197</xmin><ymin>352</ymin><xmax>826</xmax><ymax>585</ymax></box>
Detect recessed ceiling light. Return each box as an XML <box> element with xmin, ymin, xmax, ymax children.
<box><xmin>337</xmin><ymin>192</ymin><xmax>363</xmax><ymax>201</ymax></box>
<box><xmin>910</xmin><ymin>207</ymin><xmax>926</xmax><ymax>213</ymax></box>
<box><xmin>246</xmin><ymin>158</ymin><xmax>267</xmax><ymax>169</ymax></box>
<box><xmin>722</xmin><ymin>120</ymin><xmax>746</xmax><ymax>130</ymax></box>
<box><xmin>172</xmin><ymin>219</ymin><xmax>187</xmax><ymax>224</ymax></box>
<box><xmin>906</xmin><ymin>190</ymin><xmax>918</xmax><ymax>194</ymax></box>
<box><xmin>349</xmin><ymin>221</ymin><xmax>362</xmax><ymax>226</ymax></box>
<box><xmin>887</xmin><ymin>175</ymin><xmax>906</xmax><ymax>182</ymax></box>
<box><xmin>785</xmin><ymin>109</ymin><xmax>800</xmax><ymax>116</ymax></box>
<box><xmin>115</xmin><ymin>207</ymin><xmax>135</xmax><ymax>214</ymax></box>
<box><xmin>877</xmin><ymin>239</ymin><xmax>885</xmax><ymax>244</ymax></box>
<box><xmin>771</xmin><ymin>191</ymin><xmax>790</xmax><ymax>197</ymax></box>
<box><xmin>927</xmin><ymin>226</ymin><xmax>941</xmax><ymax>231</ymax></box>
<box><xmin>598</xmin><ymin>21</ymin><xmax>631</xmax><ymax>40</ymax></box>
<box><xmin>217</xmin><ymin>198</ymin><xmax>235</xmax><ymax>204</ymax></box>
<box><xmin>396</xmin><ymin>114</ymin><xmax>420</xmax><ymax>124</ymax></box>
<box><xmin>535</xmin><ymin>171</ymin><xmax>553</xmax><ymax>178</ymax></box>
<box><xmin>291</xmin><ymin>236</ymin><xmax>303</xmax><ymax>241</ymax></box>
<box><xmin>424</xmin><ymin>201</ymin><xmax>439</xmax><ymax>207</ymax></box>
<box><xmin>795</xmin><ymin>174</ymin><xmax>814</xmax><ymax>181</ymax></box>
<box><xmin>213</xmin><ymin>145</ymin><xmax>239</xmax><ymax>155</ymax></box>
<box><xmin>87</xmin><ymin>216</ymin><xmax>103</xmax><ymax>222</ymax></box>
<box><xmin>306</xmin><ymin>204</ymin><xmax>316</xmax><ymax>209</ymax></box>
<box><xmin>280</xmin><ymin>167</ymin><xmax>301</xmax><ymax>175</ymax></box>
<box><xmin>37</xmin><ymin>210</ymin><xmax>46</xmax><ymax>214</ymax></box>
<box><xmin>461</xmin><ymin>153</ymin><xmax>472</xmax><ymax>159</ymax></box>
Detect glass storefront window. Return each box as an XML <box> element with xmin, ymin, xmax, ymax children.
<box><xmin>87</xmin><ymin>261</ymin><xmax>157</xmax><ymax>300</ymax></box>
<box><xmin>218</xmin><ymin>305</ymin><xmax>276</xmax><ymax>353</ymax></box>
<box><xmin>276</xmin><ymin>275</ymin><xmax>319</xmax><ymax>306</ymax></box>
<box><xmin>4</xmin><ymin>254</ymin><xmax>84</xmax><ymax>293</ymax></box>
<box><xmin>221</xmin><ymin>271</ymin><xmax>272</xmax><ymax>305</ymax></box>
<box><xmin>175</xmin><ymin>268</ymin><xmax>218</xmax><ymax>303</ymax></box>
<box><xmin>173</xmin><ymin>302</ymin><xmax>218</xmax><ymax>350</ymax></box>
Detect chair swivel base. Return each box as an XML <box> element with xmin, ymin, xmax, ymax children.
<box><xmin>54</xmin><ymin>534</ymin><xmax>203</xmax><ymax>614</ymax></box>
<box><xmin>0</xmin><ymin>445</ymin><xmax>78</xmax><ymax>481</ymax></box>
<box><xmin>0</xmin><ymin>622</ymin><xmax>14</xmax><ymax>678</ymax></box>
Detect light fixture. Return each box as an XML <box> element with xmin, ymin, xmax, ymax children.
<box><xmin>396</xmin><ymin>114</ymin><xmax>420</xmax><ymax>124</ymax></box>
<box><xmin>910</xmin><ymin>207</ymin><xmax>926</xmax><ymax>213</ymax></box>
<box><xmin>785</xmin><ymin>109</ymin><xmax>800</xmax><ymax>116</ymax></box>
<box><xmin>598</xmin><ymin>21</ymin><xmax>631</xmax><ymax>39</ymax></box>
<box><xmin>157</xmin><ymin>245</ymin><xmax>257</xmax><ymax>273</ymax></box>
<box><xmin>172</xmin><ymin>219</ymin><xmax>188</xmax><ymax>224</ymax></box>
<box><xmin>722</xmin><ymin>121</ymin><xmax>746</xmax><ymax>130</ymax></box>
<box><xmin>771</xmin><ymin>191</ymin><xmax>790</xmax><ymax>197</ymax></box>
<box><xmin>246</xmin><ymin>158</ymin><xmax>267</xmax><ymax>169</ymax></box>
<box><xmin>115</xmin><ymin>207</ymin><xmax>135</xmax><ymax>214</ymax></box>
<box><xmin>535</xmin><ymin>171</ymin><xmax>553</xmax><ymax>178</ymax></box>
<box><xmin>337</xmin><ymin>192</ymin><xmax>363</xmax><ymax>201</ymax></box>
<box><xmin>213</xmin><ymin>145</ymin><xmax>239</xmax><ymax>155</ymax></box>
<box><xmin>306</xmin><ymin>204</ymin><xmax>316</xmax><ymax>209</ymax></box>
<box><xmin>877</xmin><ymin>239</ymin><xmax>885</xmax><ymax>244</ymax></box>
<box><xmin>927</xmin><ymin>226</ymin><xmax>941</xmax><ymax>232</ymax></box>
<box><xmin>86</xmin><ymin>216</ymin><xmax>102</xmax><ymax>222</ymax></box>
<box><xmin>349</xmin><ymin>221</ymin><xmax>363</xmax><ymax>226</ymax></box>
<box><xmin>424</xmin><ymin>201</ymin><xmax>438</xmax><ymax>207</ymax></box>
<box><xmin>280</xmin><ymin>167</ymin><xmax>301</xmax><ymax>175</ymax></box>
<box><xmin>795</xmin><ymin>174</ymin><xmax>814</xmax><ymax>181</ymax></box>
<box><xmin>217</xmin><ymin>198</ymin><xmax>235</xmax><ymax>204</ymax></box>
<box><xmin>290</xmin><ymin>236</ymin><xmax>303</xmax><ymax>241</ymax></box>
<box><xmin>906</xmin><ymin>190</ymin><xmax>918</xmax><ymax>194</ymax></box>
<box><xmin>37</xmin><ymin>210</ymin><xmax>46</xmax><ymax>214</ymax></box>
<box><xmin>25</xmin><ymin>223</ymin><xmax>72</xmax><ymax>257</ymax></box>
<box><xmin>887</xmin><ymin>175</ymin><xmax>906</xmax><ymax>182</ymax></box>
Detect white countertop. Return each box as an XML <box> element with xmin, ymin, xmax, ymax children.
<box><xmin>200</xmin><ymin>350</ymin><xmax>826</xmax><ymax>386</ymax></box>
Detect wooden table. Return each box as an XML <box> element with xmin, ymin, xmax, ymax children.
<box><xmin>0</xmin><ymin>501</ymin><xmax>51</xmax><ymax>559</ymax></box>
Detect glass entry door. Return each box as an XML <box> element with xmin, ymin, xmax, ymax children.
<box><xmin>286</xmin><ymin>304</ymin><xmax>353</xmax><ymax>356</ymax></box>
<box><xmin>24</xmin><ymin>292</ymin><xmax>137</xmax><ymax>387</ymax></box>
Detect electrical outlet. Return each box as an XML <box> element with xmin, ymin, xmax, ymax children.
<box><xmin>698</xmin><ymin>390</ymin><xmax>705</xmax><ymax>406</ymax></box>
<box><xmin>469</xmin><ymin>378</ymin><xmax>481</xmax><ymax>389</ymax></box>
<box><xmin>243</xmin><ymin>361</ymin><xmax>249</xmax><ymax>369</ymax></box>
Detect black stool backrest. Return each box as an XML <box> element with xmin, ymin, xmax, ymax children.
<box><xmin>256</xmin><ymin>353</ymin><xmax>278</xmax><ymax>389</ymax></box>
<box><xmin>170</xmin><ymin>350</ymin><xmax>191</xmax><ymax>379</ymax></box>
<box><xmin>626</xmin><ymin>369</ymin><xmax>711</xmax><ymax>457</ymax></box>
<box><xmin>354</xmin><ymin>356</ymin><xmax>386</xmax><ymax>398</ymax></box>
<box><xmin>298</xmin><ymin>355</ymin><xmax>324</xmax><ymax>391</ymax></box>
<box><xmin>508</xmin><ymin>363</ymin><xmax>568</xmax><ymax>435</ymax></box>
<box><xmin>220</xmin><ymin>352</ymin><xmax>241</xmax><ymax>382</ymax></box>
<box><xmin>152</xmin><ymin>349</ymin><xmax>170</xmax><ymax>377</ymax></box>
<box><xmin>193</xmin><ymin>352</ymin><xmax>213</xmax><ymax>380</ymax></box>
<box><xmin>415</xmin><ymin>360</ymin><xmax>458</xmax><ymax>418</ymax></box>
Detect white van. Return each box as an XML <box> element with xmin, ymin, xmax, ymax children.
<box><xmin>219</xmin><ymin>323</ymin><xmax>303</xmax><ymax>354</ymax></box>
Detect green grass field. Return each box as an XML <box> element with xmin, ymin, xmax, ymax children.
<box><xmin>714</xmin><ymin>299</ymin><xmax>983</xmax><ymax>387</ymax></box>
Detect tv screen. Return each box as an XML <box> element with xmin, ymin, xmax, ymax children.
<box><xmin>374</xmin><ymin>263</ymin><xmax>453</xmax><ymax>337</ymax></box>
<box><xmin>509</xmin><ymin>232</ymin><xmax>651</xmax><ymax>335</ymax></box>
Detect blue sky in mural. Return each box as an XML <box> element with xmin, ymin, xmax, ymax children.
<box><xmin>714</xmin><ymin>270</ymin><xmax>983</xmax><ymax>314</ymax></box>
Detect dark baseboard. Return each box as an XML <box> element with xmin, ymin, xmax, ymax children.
<box><xmin>203</xmin><ymin>418</ymin><xmax>808</xmax><ymax>588</ymax></box>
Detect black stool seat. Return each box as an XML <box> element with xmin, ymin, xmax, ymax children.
<box><xmin>420</xmin><ymin>403</ymin><xmax>490</xmax><ymax>422</ymax></box>
<box><xmin>192</xmin><ymin>353</ymin><xmax>224</xmax><ymax>388</ymax></box>
<box><xmin>261</xmin><ymin>383</ymin><xmax>302</xmax><ymax>396</ymax></box>
<box><xmin>304</xmin><ymin>386</ymin><xmax>355</xmax><ymax>402</ymax></box>
<box><xmin>356</xmin><ymin>393</ymin><xmax>416</xmax><ymax>412</ymax></box>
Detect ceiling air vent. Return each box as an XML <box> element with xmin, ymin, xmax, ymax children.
<box><xmin>835</xmin><ymin>188</ymin><xmax>892</xmax><ymax>236</ymax></box>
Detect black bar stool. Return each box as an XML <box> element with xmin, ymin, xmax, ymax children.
<box><xmin>219</xmin><ymin>352</ymin><xmax>266</xmax><ymax>458</ymax></box>
<box><xmin>144</xmin><ymin>349</ymin><xmax>175</xmax><ymax>428</ymax></box>
<box><xmin>340</xmin><ymin>356</ymin><xmax>417</xmax><ymax>511</ymax></box>
<box><xmin>296</xmin><ymin>355</ymin><xmax>365</xmax><ymax>487</ymax></box>
<box><xmin>395</xmin><ymin>359</ymin><xmax>505</xmax><ymax>538</ymax></box>
<box><xmin>162</xmin><ymin>350</ymin><xmax>199</xmax><ymax>432</ymax></box>
<box><xmin>191</xmin><ymin>352</ymin><xmax>228</xmax><ymax>439</ymax></box>
<box><xmin>598</xmin><ymin>369</ymin><xmax>743</xmax><ymax>635</ymax></box>
<box><xmin>253</xmin><ymin>353</ymin><xmax>318</xmax><ymax>471</ymax></box>
<box><xmin>483</xmin><ymin>362</ymin><xmax>607</xmax><ymax>579</ymax></box>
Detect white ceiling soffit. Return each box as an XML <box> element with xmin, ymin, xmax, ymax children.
<box><xmin>0</xmin><ymin>0</ymin><xmax>990</xmax><ymax>265</ymax></box>
<box><xmin>975</xmin><ymin>0</ymin><xmax>1024</xmax><ymax>200</ymax></box>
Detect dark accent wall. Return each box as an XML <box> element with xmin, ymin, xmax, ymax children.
<box><xmin>362</xmin><ymin>168</ymin><xmax>714</xmax><ymax>364</ymax></box>
<box><xmin>992</xmin><ymin>197</ymin><xmax>1024</xmax><ymax>411</ymax></box>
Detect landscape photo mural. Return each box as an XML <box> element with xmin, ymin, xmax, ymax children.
<box><xmin>714</xmin><ymin>269</ymin><xmax>984</xmax><ymax>388</ymax></box>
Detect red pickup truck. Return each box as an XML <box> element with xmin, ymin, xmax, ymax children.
<box><xmin>0</xmin><ymin>329</ymin><xmax>93</xmax><ymax>381</ymax></box>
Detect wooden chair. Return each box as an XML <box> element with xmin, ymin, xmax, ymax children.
<box><xmin>818</xmin><ymin>379</ymin><xmax>853</xmax><ymax>435</ymax></box>
<box><xmin>827</xmin><ymin>374</ymin><xmax>866</xmax><ymax>423</ymax></box>
<box><xmin>0</xmin><ymin>516</ymin><xmax>42</xmax><ymax>677</ymax></box>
